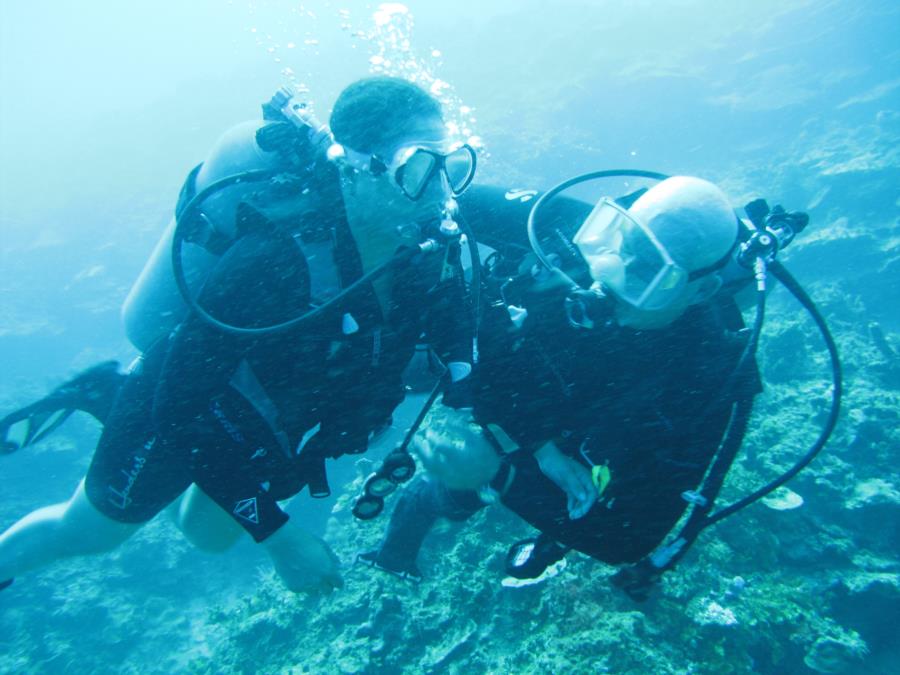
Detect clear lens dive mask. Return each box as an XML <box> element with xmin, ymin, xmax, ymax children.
<box><xmin>573</xmin><ymin>198</ymin><xmax>688</xmax><ymax>311</ymax></box>
<box><xmin>342</xmin><ymin>141</ymin><xmax>477</xmax><ymax>201</ymax></box>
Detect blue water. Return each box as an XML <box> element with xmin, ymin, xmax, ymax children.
<box><xmin>1</xmin><ymin>1</ymin><xmax>898</xmax><ymax>672</ymax></box>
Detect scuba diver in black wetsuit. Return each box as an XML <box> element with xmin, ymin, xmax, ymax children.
<box><xmin>358</xmin><ymin>175</ymin><xmax>841</xmax><ymax>598</ymax></box>
<box><xmin>0</xmin><ymin>76</ymin><xmax>479</xmax><ymax>594</ymax></box>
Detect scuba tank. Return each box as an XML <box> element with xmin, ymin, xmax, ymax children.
<box><xmin>121</xmin><ymin>88</ymin><xmax>332</xmax><ymax>352</ymax></box>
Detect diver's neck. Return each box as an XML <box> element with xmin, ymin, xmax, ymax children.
<box><xmin>342</xmin><ymin>210</ymin><xmax>396</xmax><ymax>322</ymax></box>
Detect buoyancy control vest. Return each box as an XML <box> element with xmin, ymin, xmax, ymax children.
<box><xmin>122</xmin><ymin>90</ymin><xmax>333</xmax><ymax>352</ymax></box>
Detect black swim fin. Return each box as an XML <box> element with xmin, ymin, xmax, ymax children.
<box><xmin>0</xmin><ymin>361</ymin><xmax>124</xmax><ymax>454</ymax></box>
<box><xmin>504</xmin><ymin>534</ymin><xmax>569</xmax><ymax>580</ymax></box>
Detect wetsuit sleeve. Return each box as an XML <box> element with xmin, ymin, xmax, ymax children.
<box><xmin>457</xmin><ymin>184</ymin><xmax>536</xmax><ymax>256</ymax></box>
<box><xmin>457</xmin><ymin>184</ymin><xmax>593</xmax><ymax>261</ymax></box>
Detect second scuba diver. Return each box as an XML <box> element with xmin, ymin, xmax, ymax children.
<box><xmin>358</xmin><ymin>174</ymin><xmax>841</xmax><ymax>599</ymax></box>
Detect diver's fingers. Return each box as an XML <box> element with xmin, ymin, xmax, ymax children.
<box><xmin>307</xmin><ymin>574</ymin><xmax>343</xmax><ymax>596</ymax></box>
<box><xmin>569</xmin><ymin>478</ymin><xmax>597</xmax><ymax>520</ymax></box>
<box><xmin>411</xmin><ymin>432</ymin><xmax>434</xmax><ymax>461</ymax></box>
<box><xmin>570</xmin><ymin>496</ymin><xmax>593</xmax><ymax>520</ymax></box>
<box><xmin>568</xmin><ymin>491</ymin><xmax>587</xmax><ymax>520</ymax></box>
<box><xmin>419</xmin><ymin>427</ymin><xmax>457</xmax><ymax>466</ymax></box>
<box><xmin>577</xmin><ymin>464</ymin><xmax>597</xmax><ymax>499</ymax></box>
<box><xmin>313</xmin><ymin>537</ymin><xmax>342</xmax><ymax>591</ymax></box>
<box><xmin>569</xmin><ymin>495</ymin><xmax>584</xmax><ymax>520</ymax></box>
<box><xmin>566</xmin><ymin>492</ymin><xmax>578</xmax><ymax>520</ymax></box>
<box><xmin>310</xmin><ymin>554</ymin><xmax>344</xmax><ymax>594</ymax></box>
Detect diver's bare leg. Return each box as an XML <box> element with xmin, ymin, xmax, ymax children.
<box><xmin>0</xmin><ymin>479</ymin><xmax>139</xmax><ymax>580</ymax></box>
<box><xmin>171</xmin><ymin>484</ymin><xmax>243</xmax><ymax>553</ymax></box>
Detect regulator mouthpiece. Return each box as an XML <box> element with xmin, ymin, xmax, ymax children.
<box><xmin>439</xmin><ymin>198</ymin><xmax>461</xmax><ymax>238</ymax></box>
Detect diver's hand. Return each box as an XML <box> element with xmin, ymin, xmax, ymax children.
<box><xmin>262</xmin><ymin>521</ymin><xmax>343</xmax><ymax>594</ymax></box>
<box><xmin>412</xmin><ymin>404</ymin><xmax>501</xmax><ymax>491</ymax></box>
<box><xmin>534</xmin><ymin>442</ymin><xmax>597</xmax><ymax>520</ymax></box>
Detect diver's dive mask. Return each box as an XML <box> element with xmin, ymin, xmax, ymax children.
<box><xmin>573</xmin><ymin>198</ymin><xmax>690</xmax><ymax>312</ymax></box>
<box><xmin>341</xmin><ymin>141</ymin><xmax>477</xmax><ymax>201</ymax></box>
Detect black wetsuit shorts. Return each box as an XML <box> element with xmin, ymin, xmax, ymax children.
<box><xmin>84</xmin><ymin>342</ymin><xmax>303</xmax><ymax>542</ymax></box>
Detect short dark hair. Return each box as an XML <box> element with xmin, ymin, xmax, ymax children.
<box><xmin>329</xmin><ymin>76</ymin><xmax>443</xmax><ymax>154</ymax></box>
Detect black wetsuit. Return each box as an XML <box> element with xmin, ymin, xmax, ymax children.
<box><xmin>480</xmin><ymin>297</ymin><xmax>758</xmax><ymax>563</ymax></box>
<box><xmin>370</xmin><ymin>184</ymin><xmax>761</xmax><ymax>571</ymax></box>
<box><xmin>83</xmin><ymin>172</ymin><xmax>471</xmax><ymax>542</ymax></box>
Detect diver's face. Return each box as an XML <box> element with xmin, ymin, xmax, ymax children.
<box><xmin>338</xmin><ymin>115</ymin><xmax>462</xmax><ymax>283</ymax></box>
<box><xmin>363</xmin><ymin>116</ymin><xmax>456</xmax><ymax>242</ymax></box>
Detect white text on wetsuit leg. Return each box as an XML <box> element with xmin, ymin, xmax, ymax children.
<box><xmin>108</xmin><ymin>438</ymin><xmax>155</xmax><ymax>510</ymax></box>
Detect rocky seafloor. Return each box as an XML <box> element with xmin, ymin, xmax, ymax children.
<box><xmin>1</xmin><ymin>132</ymin><xmax>898</xmax><ymax>674</ymax></box>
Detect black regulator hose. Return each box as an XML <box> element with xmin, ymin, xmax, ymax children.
<box><xmin>172</xmin><ymin>169</ymin><xmax>428</xmax><ymax>337</ymax></box>
<box><xmin>713</xmin><ymin>257</ymin><xmax>769</xmax><ymax>409</ymax></box>
<box><xmin>455</xmin><ymin>211</ymin><xmax>482</xmax><ymax>333</ymax></box>
<box><xmin>613</xmin><ymin>259</ymin><xmax>843</xmax><ymax>597</ymax></box>
<box><xmin>705</xmin><ymin>260</ymin><xmax>843</xmax><ymax>526</ymax></box>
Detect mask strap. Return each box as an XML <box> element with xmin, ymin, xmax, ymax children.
<box><xmin>687</xmin><ymin>239</ymin><xmax>738</xmax><ymax>282</ymax></box>
<box><xmin>337</xmin><ymin>145</ymin><xmax>388</xmax><ymax>175</ymax></box>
